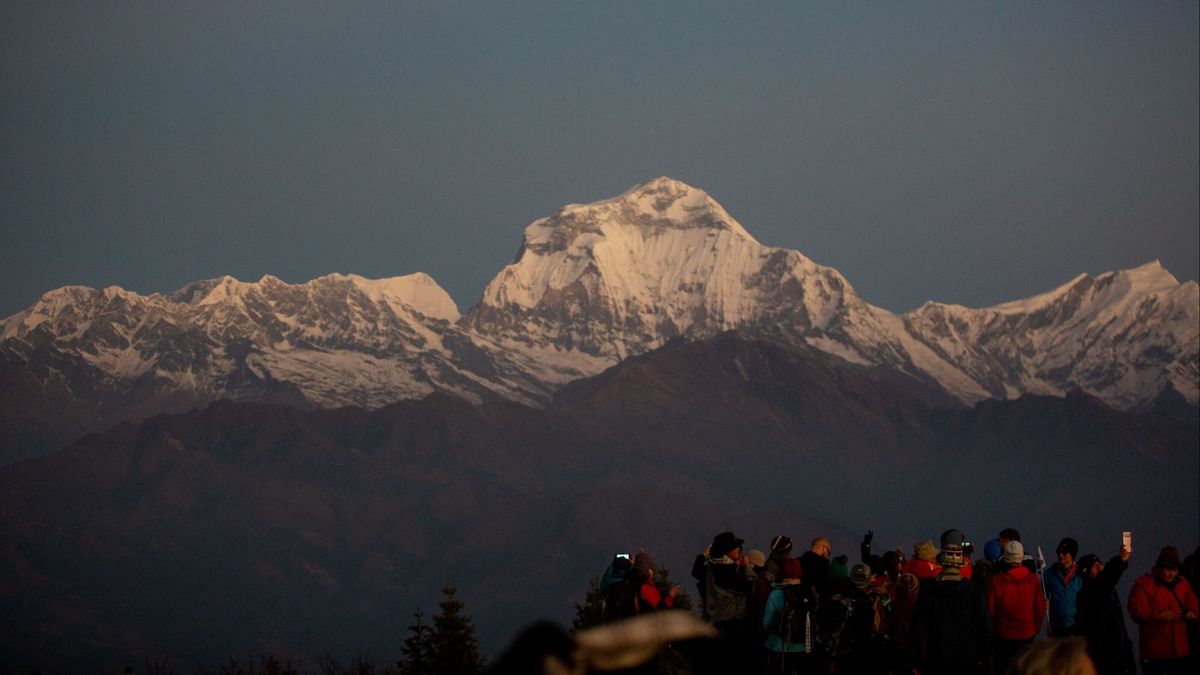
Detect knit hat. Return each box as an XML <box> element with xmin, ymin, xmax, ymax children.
<box><xmin>1156</xmin><ymin>546</ymin><xmax>1181</xmax><ymax>569</ymax></box>
<box><xmin>1056</xmin><ymin>537</ymin><xmax>1079</xmax><ymax>557</ymax></box>
<box><xmin>914</xmin><ymin>540</ymin><xmax>938</xmax><ymax>562</ymax></box>
<box><xmin>711</xmin><ymin>531</ymin><xmax>744</xmax><ymax>559</ymax></box>
<box><xmin>829</xmin><ymin>555</ymin><xmax>849</xmax><ymax>579</ymax></box>
<box><xmin>850</xmin><ymin>563</ymin><xmax>872</xmax><ymax>589</ymax></box>
<box><xmin>781</xmin><ymin>557</ymin><xmax>802</xmax><ymax>582</ymax></box>
<box><xmin>940</xmin><ymin>529</ymin><xmax>966</xmax><ymax>550</ymax></box>
<box><xmin>1001</xmin><ymin>540</ymin><xmax>1025</xmax><ymax>565</ymax></box>
<box><xmin>770</xmin><ymin>535</ymin><xmax>793</xmax><ymax>554</ymax></box>
<box><xmin>1076</xmin><ymin>554</ymin><xmax>1101</xmax><ymax>574</ymax></box>
<box><xmin>983</xmin><ymin>539</ymin><xmax>1003</xmax><ymax>562</ymax></box>
<box><xmin>999</xmin><ymin>528</ymin><xmax>1021</xmax><ymax>542</ymax></box>
<box><xmin>747</xmin><ymin>549</ymin><xmax>767</xmax><ymax>568</ymax></box>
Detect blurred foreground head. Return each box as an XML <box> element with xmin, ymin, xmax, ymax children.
<box><xmin>488</xmin><ymin>610</ymin><xmax>716</xmax><ymax>675</ymax></box>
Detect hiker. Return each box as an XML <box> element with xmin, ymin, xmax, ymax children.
<box><xmin>761</xmin><ymin>557</ymin><xmax>809</xmax><ymax>674</ymax></box>
<box><xmin>766</xmin><ymin>534</ymin><xmax>794</xmax><ymax>583</ymax></box>
<box><xmin>799</xmin><ymin>537</ymin><xmax>832</xmax><ymax>598</ymax></box>
<box><xmin>904</xmin><ymin>539</ymin><xmax>943</xmax><ymax>580</ymax></box>
<box><xmin>1047</xmin><ymin>537</ymin><xmax>1085</xmax><ymax>636</ymax></box>
<box><xmin>910</xmin><ymin>528</ymin><xmax>991</xmax><ymax>674</ymax></box>
<box><xmin>1076</xmin><ymin>544</ymin><xmax>1136</xmax><ymax>675</ymax></box>
<box><xmin>987</xmin><ymin>540</ymin><xmax>1047</xmax><ymax>674</ymax></box>
<box><xmin>602</xmin><ymin>554</ymin><xmax>639</xmax><ymax>622</ymax></box>
<box><xmin>887</xmin><ymin>572</ymin><xmax>920</xmax><ymax>674</ymax></box>
<box><xmin>632</xmin><ymin>550</ymin><xmax>678</xmax><ymax>613</ymax></box>
<box><xmin>1128</xmin><ymin>546</ymin><xmax>1198</xmax><ymax>675</ymax></box>
<box><xmin>691</xmin><ymin>531</ymin><xmax>755</xmax><ymax>670</ymax></box>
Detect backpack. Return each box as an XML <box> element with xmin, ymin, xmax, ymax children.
<box><xmin>773</xmin><ymin>585</ymin><xmax>816</xmax><ymax>650</ymax></box>
<box><xmin>814</xmin><ymin>593</ymin><xmax>856</xmax><ymax>656</ymax></box>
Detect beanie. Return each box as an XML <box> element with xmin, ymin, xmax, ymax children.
<box><xmin>1156</xmin><ymin>546</ymin><xmax>1181</xmax><ymax>569</ymax></box>
<box><xmin>781</xmin><ymin>557</ymin><xmax>802</xmax><ymax>581</ymax></box>
<box><xmin>1001</xmin><ymin>540</ymin><xmax>1025</xmax><ymax>565</ymax></box>
<box><xmin>1056</xmin><ymin>537</ymin><xmax>1079</xmax><ymax>557</ymax></box>
<box><xmin>851</xmin><ymin>563</ymin><xmax>872</xmax><ymax>589</ymax></box>
<box><xmin>770</xmin><ymin>535</ymin><xmax>793</xmax><ymax>554</ymax></box>
<box><xmin>747</xmin><ymin>549</ymin><xmax>766</xmax><ymax>568</ymax></box>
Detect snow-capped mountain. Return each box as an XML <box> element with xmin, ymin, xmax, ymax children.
<box><xmin>0</xmin><ymin>271</ymin><xmax>558</xmax><ymax>462</ymax></box>
<box><xmin>903</xmin><ymin>261</ymin><xmax>1198</xmax><ymax>410</ymax></box>
<box><xmin>468</xmin><ymin>177</ymin><xmax>1198</xmax><ymax>408</ymax></box>
<box><xmin>1</xmin><ymin>177</ymin><xmax>1195</xmax><ymax>463</ymax></box>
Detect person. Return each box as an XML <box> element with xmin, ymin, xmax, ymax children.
<box><xmin>910</xmin><ymin>529</ymin><xmax>991</xmax><ymax>674</ymax></box>
<box><xmin>1075</xmin><ymin>545</ymin><xmax>1135</xmax><ymax>675</ymax></box>
<box><xmin>799</xmin><ymin>537</ymin><xmax>832</xmax><ymax>598</ymax></box>
<box><xmin>1004</xmin><ymin>636</ymin><xmax>1098</xmax><ymax>675</ymax></box>
<box><xmin>1128</xmin><ymin>546</ymin><xmax>1198</xmax><ymax>675</ymax></box>
<box><xmin>766</xmin><ymin>534</ymin><xmax>794</xmax><ymax>583</ymax></box>
<box><xmin>691</xmin><ymin>531</ymin><xmax>756</xmax><ymax>669</ymax></box>
<box><xmin>762</xmin><ymin>557</ymin><xmax>810</xmax><ymax>674</ymax></box>
<box><xmin>987</xmin><ymin>541</ymin><xmax>1047</xmax><ymax>674</ymax></box>
<box><xmin>1047</xmin><ymin>537</ymin><xmax>1085</xmax><ymax>636</ymax></box>
<box><xmin>632</xmin><ymin>550</ymin><xmax>679</xmax><ymax>613</ymax></box>
<box><xmin>602</xmin><ymin>554</ymin><xmax>638</xmax><ymax>622</ymax></box>
<box><xmin>983</xmin><ymin>529</ymin><xmax>1020</xmax><ymax>565</ymax></box>
<box><xmin>887</xmin><ymin>572</ymin><xmax>920</xmax><ymax>674</ymax></box>
<box><xmin>745</xmin><ymin>548</ymin><xmax>772</xmax><ymax>650</ymax></box>
<box><xmin>827</xmin><ymin>562</ymin><xmax>883</xmax><ymax>674</ymax></box>
<box><xmin>904</xmin><ymin>539</ymin><xmax>943</xmax><ymax>580</ymax></box>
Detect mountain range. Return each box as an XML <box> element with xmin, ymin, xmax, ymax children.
<box><xmin>0</xmin><ymin>178</ymin><xmax>1196</xmax><ymax>671</ymax></box>
<box><xmin>2</xmin><ymin>177</ymin><xmax>1196</xmax><ymax>464</ymax></box>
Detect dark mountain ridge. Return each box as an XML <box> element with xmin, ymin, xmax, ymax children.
<box><xmin>1</xmin><ymin>333</ymin><xmax>1195</xmax><ymax>672</ymax></box>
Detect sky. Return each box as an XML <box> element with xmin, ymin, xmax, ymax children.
<box><xmin>2</xmin><ymin>2</ymin><xmax>1197</xmax><ymax>319</ymax></box>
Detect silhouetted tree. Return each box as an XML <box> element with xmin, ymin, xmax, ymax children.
<box><xmin>398</xmin><ymin>609</ymin><xmax>432</xmax><ymax>675</ymax></box>
<box><xmin>572</xmin><ymin>572</ymin><xmax>606</xmax><ymax>631</ymax></box>
<box><xmin>428</xmin><ymin>581</ymin><xmax>486</xmax><ymax>674</ymax></box>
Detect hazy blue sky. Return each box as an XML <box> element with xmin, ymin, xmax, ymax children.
<box><xmin>3</xmin><ymin>2</ymin><xmax>1197</xmax><ymax>317</ymax></box>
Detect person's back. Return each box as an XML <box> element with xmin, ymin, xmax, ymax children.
<box><xmin>911</xmin><ymin>567</ymin><xmax>990</xmax><ymax>674</ymax></box>
<box><xmin>987</xmin><ymin>563</ymin><xmax>1045</xmax><ymax>639</ymax></box>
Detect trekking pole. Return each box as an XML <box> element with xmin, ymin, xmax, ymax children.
<box><xmin>1036</xmin><ymin>545</ymin><xmax>1050</xmax><ymax>637</ymax></box>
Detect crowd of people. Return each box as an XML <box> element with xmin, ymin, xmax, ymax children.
<box><xmin>597</xmin><ymin>528</ymin><xmax>1199</xmax><ymax>674</ymax></box>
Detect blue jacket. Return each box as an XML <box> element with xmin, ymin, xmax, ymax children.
<box><xmin>1046</xmin><ymin>562</ymin><xmax>1083</xmax><ymax>628</ymax></box>
<box><xmin>762</xmin><ymin>582</ymin><xmax>808</xmax><ymax>653</ymax></box>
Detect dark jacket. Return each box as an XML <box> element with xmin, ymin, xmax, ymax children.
<box><xmin>910</xmin><ymin>575</ymin><xmax>991</xmax><ymax>675</ymax></box>
<box><xmin>692</xmin><ymin>554</ymin><xmax>754</xmax><ymax>623</ymax></box>
<box><xmin>799</xmin><ymin>550</ymin><xmax>830</xmax><ymax>598</ymax></box>
<box><xmin>1076</xmin><ymin>556</ymin><xmax>1135</xmax><ymax>675</ymax></box>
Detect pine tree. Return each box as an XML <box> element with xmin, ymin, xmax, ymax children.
<box><xmin>653</xmin><ymin>565</ymin><xmax>692</xmax><ymax>613</ymax></box>
<box><xmin>571</xmin><ymin>572</ymin><xmax>606</xmax><ymax>631</ymax></box>
<box><xmin>428</xmin><ymin>581</ymin><xmax>486</xmax><ymax>674</ymax></box>
<box><xmin>397</xmin><ymin>609</ymin><xmax>432</xmax><ymax>675</ymax></box>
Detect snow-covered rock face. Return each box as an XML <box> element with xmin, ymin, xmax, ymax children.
<box><xmin>903</xmin><ymin>261</ymin><xmax>1199</xmax><ymax>408</ymax></box>
<box><xmin>468</xmin><ymin>177</ymin><xmax>870</xmax><ymax>361</ymax></box>
<box><xmin>2</xmin><ymin>177</ymin><xmax>1196</xmax><ymax>432</ymax></box>
<box><xmin>0</xmin><ymin>272</ymin><xmax>549</xmax><ymax>410</ymax></box>
<box><xmin>468</xmin><ymin>177</ymin><xmax>1197</xmax><ymax>409</ymax></box>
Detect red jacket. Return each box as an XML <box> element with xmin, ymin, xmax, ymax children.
<box><xmin>638</xmin><ymin>580</ymin><xmax>675</xmax><ymax>612</ymax></box>
<box><xmin>1128</xmin><ymin>573</ymin><xmax>1198</xmax><ymax>660</ymax></box>
<box><xmin>986</xmin><ymin>565</ymin><xmax>1047</xmax><ymax>640</ymax></box>
<box><xmin>904</xmin><ymin>558</ymin><xmax>942</xmax><ymax>580</ymax></box>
